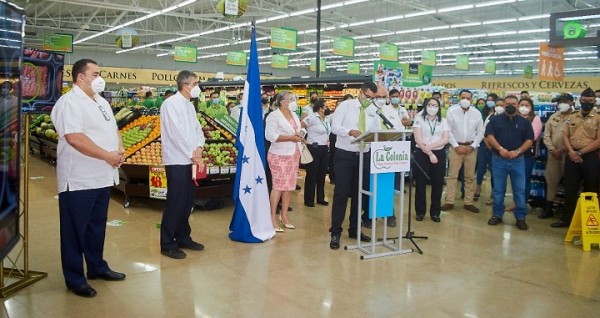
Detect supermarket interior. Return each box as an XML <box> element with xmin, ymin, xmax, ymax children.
<box><xmin>1</xmin><ymin>0</ymin><xmax>600</xmax><ymax>317</ymax></box>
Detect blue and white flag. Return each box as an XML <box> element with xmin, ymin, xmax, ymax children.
<box><xmin>229</xmin><ymin>25</ymin><xmax>275</xmax><ymax>243</ymax></box>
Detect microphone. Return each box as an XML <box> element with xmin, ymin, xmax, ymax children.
<box><xmin>375</xmin><ymin>107</ymin><xmax>395</xmax><ymax>129</ymax></box>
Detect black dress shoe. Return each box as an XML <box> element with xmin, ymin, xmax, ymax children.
<box><xmin>431</xmin><ymin>216</ymin><xmax>441</xmax><ymax>222</ymax></box>
<box><xmin>551</xmin><ymin>220</ymin><xmax>570</xmax><ymax>228</ymax></box>
<box><xmin>362</xmin><ymin>219</ymin><xmax>372</xmax><ymax>229</ymax></box>
<box><xmin>349</xmin><ymin>232</ymin><xmax>371</xmax><ymax>242</ymax></box>
<box><xmin>161</xmin><ymin>248</ymin><xmax>187</xmax><ymax>259</ymax></box>
<box><xmin>295</xmin><ymin>184</ymin><xmax>302</xmax><ymax>190</ymax></box>
<box><xmin>317</xmin><ymin>200</ymin><xmax>329</xmax><ymax>206</ymax></box>
<box><xmin>179</xmin><ymin>241</ymin><xmax>205</xmax><ymax>251</ymax></box>
<box><xmin>487</xmin><ymin>216</ymin><xmax>502</xmax><ymax>225</ymax></box>
<box><xmin>304</xmin><ymin>202</ymin><xmax>315</xmax><ymax>207</ymax></box>
<box><xmin>68</xmin><ymin>284</ymin><xmax>97</xmax><ymax>298</ymax></box>
<box><xmin>87</xmin><ymin>269</ymin><xmax>126</xmax><ymax>281</ymax></box>
<box><xmin>330</xmin><ymin>234</ymin><xmax>340</xmax><ymax>250</ymax></box>
<box><xmin>416</xmin><ymin>215</ymin><xmax>424</xmax><ymax>221</ymax></box>
<box><xmin>515</xmin><ymin>219</ymin><xmax>528</xmax><ymax>230</ymax></box>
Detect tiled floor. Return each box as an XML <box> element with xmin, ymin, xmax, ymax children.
<box><xmin>1</xmin><ymin>156</ymin><xmax>599</xmax><ymax>317</ymax></box>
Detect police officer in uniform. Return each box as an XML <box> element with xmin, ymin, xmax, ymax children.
<box><xmin>551</xmin><ymin>88</ymin><xmax>600</xmax><ymax>228</ymax></box>
<box><xmin>541</xmin><ymin>93</ymin><xmax>573</xmax><ymax>219</ymax></box>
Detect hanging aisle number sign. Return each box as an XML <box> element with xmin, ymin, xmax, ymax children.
<box><xmin>225</xmin><ymin>0</ymin><xmax>239</xmax><ymax>16</ymax></box>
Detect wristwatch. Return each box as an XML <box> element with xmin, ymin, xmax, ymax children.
<box><xmin>576</xmin><ymin>150</ymin><xmax>582</xmax><ymax>156</ymax></box>
<box><xmin>515</xmin><ymin>149</ymin><xmax>521</xmax><ymax>155</ymax></box>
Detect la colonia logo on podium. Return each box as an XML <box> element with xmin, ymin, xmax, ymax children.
<box><xmin>373</xmin><ymin>145</ymin><xmax>409</xmax><ymax>170</ymax></box>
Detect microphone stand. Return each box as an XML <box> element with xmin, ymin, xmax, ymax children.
<box><xmin>402</xmin><ymin>155</ymin><xmax>430</xmax><ymax>254</ymax></box>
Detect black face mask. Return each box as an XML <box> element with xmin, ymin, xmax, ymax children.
<box><xmin>505</xmin><ymin>105</ymin><xmax>517</xmax><ymax>115</ymax></box>
<box><xmin>261</xmin><ymin>98</ymin><xmax>269</xmax><ymax>104</ymax></box>
<box><xmin>311</xmin><ymin>97</ymin><xmax>318</xmax><ymax>103</ymax></box>
<box><xmin>324</xmin><ymin>108</ymin><xmax>331</xmax><ymax>116</ymax></box>
<box><xmin>581</xmin><ymin>102</ymin><xmax>595</xmax><ymax>112</ymax></box>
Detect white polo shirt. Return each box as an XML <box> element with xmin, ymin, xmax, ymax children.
<box><xmin>51</xmin><ymin>84</ymin><xmax>120</xmax><ymax>193</ymax></box>
<box><xmin>331</xmin><ymin>99</ymin><xmax>380</xmax><ymax>152</ymax></box>
<box><xmin>160</xmin><ymin>92</ymin><xmax>206</xmax><ymax>165</ymax></box>
<box><xmin>303</xmin><ymin>113</ymin><xmax>331</xmax><ymax>145</ymax></box>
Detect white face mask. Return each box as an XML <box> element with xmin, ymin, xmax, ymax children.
<box><xmin>288</xmin><ymin>101</ymin><xmax>298</xmax><ymax>113</ymax></box>
<box><xmin>518</xmin><ymin>106</ymin><xmax>530</xmax><ymax>115</ymax></box>
<box><xmin>374</xmin><ymin>98</ymin><xmax>387</xmax><ymax>108</ymax></box>
<box><xmin>595</xmin><ymin>97</ymin><xmax>600</xmax><ymax>106</ymax></box>
<box><xmin>558</xmin><ymin>103</ymin><xmax>571</xmax><ymax>113</ymax></box>
<box><xmin>85</xmin><ymin>75</ymin><xmax>105</xmax><ymax>94</ymax></box>
<box><xmin>459</xmin><ymin>98</ymin><xmax>471</xmax><ymax>109</ymax></box>
<box><xmin>426</xmin><ymin>106</ymin><xmax>438</xmax><ymax>116</ymax></box>
<box><xmin>495</xmin><ymin>106</ymin><xmax>505</xmax><ymax>115</ymax></box>
<box><xmin>189</xmin><ymin>85</ymin><xmax>201</xmax><ymax>98</ymax></box>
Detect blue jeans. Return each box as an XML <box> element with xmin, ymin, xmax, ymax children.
<box><xmin>476</xmin><ymin>145</ymin><xmax>493</xmax><ymax>186</ymax></box>
<box><xmin>491</xmin><ymin>155</ymin><xmax>527</xmax><ymax>220</ymax></box>
<box><xmin>524</xmin><ymin>156</ymin><xmax>534</xmax><ymax>199</ymax></box>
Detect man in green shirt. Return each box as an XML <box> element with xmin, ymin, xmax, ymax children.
<box><xmin>205</xmin><ymin>91</ymin><xmax>228</xmax><ymax>118</ymax></box>
<box><xmin>142</xmin><ymin>91</ymin><xmax>156</xmax><ymax>108</ymax></box>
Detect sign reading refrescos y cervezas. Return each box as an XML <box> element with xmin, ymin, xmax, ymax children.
<box><xmin>379</xmin><ymin>42</ymin><xmax>398</xmax><ymax>61</ymax></box>
<box><xmin>42</xmin><ymin>33</ymin><xmax>73</xmax><ymax>53</ymax></box>
<box><xmin>270</xmin><ymin>27</ymin><xmax>297</xmax><ymax>51</ymax></box>
<box><xmin>226</xmin><ymin>51</ymin><xmax>247</xmax><ymax>66</ymax></box>
<box><xmin>333</xmin><ymin>37</ymin><xmax>355</xmax><ymax>57</ymax></box>
<box><xmin>271</xmin><ymin>54</ymin><xmax>289</xmax><ymax>69</ymax></box>
<box><xmin>174</xmin><ymin>46</ymin><xmax>197</xmax><ymax>63</ymax></box>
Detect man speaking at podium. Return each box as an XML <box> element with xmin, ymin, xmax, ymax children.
<box><xmin>328</xmin><ymin>82</ymin><xmax>386</xmax><ymax>250</ymax></box>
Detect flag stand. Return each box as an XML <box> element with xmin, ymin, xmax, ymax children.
<box><xmin>345</xmin><ymin>129</ymin><xmax>413</xmax><ymax>260</ymax></box>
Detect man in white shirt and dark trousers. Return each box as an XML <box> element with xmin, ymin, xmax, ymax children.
<box><xmin>442</xmin><ymin>90</ymin><xmax>484</xmax><ymax>213</ymax></box>
<box><xmin>51</xmin><ymin>59</ymin><xmax>126</xmax><ymax>298</ymax></box>
<box><xmin>329</xmin><ymin>82</ymin><xmax>382</xmax><ymax>250</ymax></box>
<box><xmin>160</xmin><ymin>70</ymin><xmax>206</xmax><ymax>259</ymax></box>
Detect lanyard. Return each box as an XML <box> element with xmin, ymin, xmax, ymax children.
<box><xmin>426</xmin><ymin>117</ymin><xmax>436</xmax><ymax>137</ymax></box>
<box><xmin>319</xmin><ymin>115</ymin><xmax>330</xmax><ymax>135</ymax></box>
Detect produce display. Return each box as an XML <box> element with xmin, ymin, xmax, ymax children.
<box><xmin>198</xmin><ymin>114</ymin><xmax>236</xmax><ymax>143</ymax></box>
<box><xmin>202</xmin><ymin>143</ymin><xmax>237</xmax><ymax>167</ymax></box>
<box><xmin>114</xmin><ymin>107</ymin><xmax>142</xmax><ymax>129</ymax></box>
<box><xmin>29</xmin><ymin>114</ymin><xmax>58</xmax><ymax>141</ymax></box>
<box><xmin>121</xmin><ymin>115</ymin><xmax>160</xmax><ymax>158</ymax></box>
<box><xmin>125</xmin><ymin>141</ymin><xmax>162</xmax><ymax>165</ymax></box>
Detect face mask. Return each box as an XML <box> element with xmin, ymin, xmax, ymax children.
<box><xmin>189</xmin><ymin>86</ymin><xmax>201</xmax><ymax>98</ymax></box>
<box><xmin>486</xmin><ymin>101</ymin><xmax>495</xmax><ymax>108</ymax></box>
<box><xmin>359</xmin><ymin>97</ymin><xmax>372</xmax><ymax>108</ymax></box>
<box><xmin>495</xmin><ymin>106</ymin><xmax>505</xmax><ymax>115</ymax></box>
<box><xmin>310</xmin><ymin>97</ymin><xmax>318</xmax><ymax>103</ymax></box>
<box><xmin>133</xmin><ymin>97</ymin><xmax>139</xmax><ymax>103</ymax></box>
<box><xmin>459</xmin><ymin>98</ymin><xmax>471</xmax><ymax>109</ymax></box>
<box><xmin>426</xmin><ymin>106</ymin><xmax>438</xmax><ymax>116</ymax></box>
<box><xmin>391</xmin><ymin>97</ymin><xmax>400</xmax><ymax>105</ymax></box>
<box><xmin>288</xmin><ymin>101</ymin><xmax>298</xmax><ymax>112</ymax></box>
<box><xmin>558</xmin><ymin>103</ymin><xmax>571</xmax><ymax>113</ymax></box>
<box><xmin>324</xmin><ymin>108</ymin><xmax>331</xmax><ymax>116</ymax></box>
<box><xmin>261</xmin><ymin>98</ymin><xmax>269</xmax><ymax>104</ymax></box>
<box><xmin>518</xmin><ymin>106</ymin><xmax>530</xmax><ymax>115</ymax></box>
<box><xmin>212</xmin><ymin>98</ymin><xmax>220</xmax><ymax>105</ymax></box>
<box><xmin>374</xmin><ymin>98</ymin><xmax>387</xmax><ymax>108</ymax></box>
<box><xmin>581</xmin><ymin>102</ymin><xmax>595</xmax><ymax>112</ymax></box>
<box><xmin>596</xmin><ymin>97</ymin><xmax>600</xmax><ymax>106</ymax></box>
<box><xmin>85</xmin><ymin>76</ymin><xmax>105</xmax><ymax>93</ymax></box>
<box><xmin>505</xmin><ymin>105</ymin><xmax>517</xmax><ymax>115</ymax></box>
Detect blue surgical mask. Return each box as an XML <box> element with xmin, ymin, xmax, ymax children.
<box><xmin>486</xmin><ymin>101</ymin><xmax>495</xmax><ymax>108</ymax></box>
<box><xmin>212</xmin><ymin>98</ymin><xmax>220</xmax><ymax>105</ymax></box>
<box><xmin>133</xmin><ymin>97</ymin><xmax>139</xmax><ymax>103</ymax></box>
<box><xmin>391</xmin><ymin>97</ymin><xmax>400</xmax><ymax>105</ymax></box>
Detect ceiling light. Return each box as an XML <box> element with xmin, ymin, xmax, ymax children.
<box><xmin>375</xmin><ymin>15</ymin><xmax>404</xmax><ymax>23</ymax></box>
<box><xmin>518</xmin><ymin>28</ymin><xmax>549</xmax><ymax>34</ymax></box>
<box><xmin>487</xmin><ymin>31</ymin><xmax>517</xmax><ymax>36</ymax></box>
<box><xmin>289</xmin><ymin>9</ymin><xmax>316</xmax><ymax>16</ymax></box>
<box><xmin>421</xmin><ymin>25</ymin><xmax>449</xmax><ymax>31</ymax></box>
<box><xmin>396</xmin><ymin>28</ymin><xmax>420</xmax><ymax>35</ymax></box>
<box><xmin>404</xmin><ymin>10</ymin><xmax>436</xmax><ymax>18</ymax></box>
<box><xmin>438</xmin><ymin>5</ymin><xmax>474</xmax><ymax>13</ymax></box>
<box><xmin>451</xmin><ymin>22</ymin><xmax>481</xmax><ymax>28</ymax></box>
<box><xmin>475</xmin><ymin>0</ymin><xmax>516</xmax><ymax>8</ymax></box>
<box><xmin>348</xmin><ymin>20</ymin><xmax>374</xmax><ymax>27</ymax></box>
<box><xmin>482</xmin><ymin>18</ymin><xmax>517</xmax><ymax>25</ymax></box>
<box><xmin>518</xmin><ymin>14</ymin><xmax>550</xmax><ymax>21</ymax></box>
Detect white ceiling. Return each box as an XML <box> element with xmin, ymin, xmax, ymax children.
<box><xmin>12</xmin><ymin>0</ymin><xmax>600</xmax><ymax>77</ymax></box>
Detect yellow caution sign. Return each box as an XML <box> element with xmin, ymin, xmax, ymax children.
<box><xmin>565</xmin><ymin>193</ymin><xmax>600</xmax><ymax>251</ymax></box>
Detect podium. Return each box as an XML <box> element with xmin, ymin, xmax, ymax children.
<box><xmin>346</xmin><ymin>129</ymin><xmax>413</xmax><ymax>260</ymax></box>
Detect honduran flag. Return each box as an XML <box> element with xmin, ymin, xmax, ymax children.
<box><xmin>229</xmin><ymin>25</ymin><xmax>275</xmax><ymax>243</ymax></box>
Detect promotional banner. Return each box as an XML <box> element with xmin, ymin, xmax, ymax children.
<box><xmin>333</xmin><ymin>37</ymin><xmax>355</xmax><ymax>57</ymax></box>
<box><xmin>270</xmin><ymin>27</ymin><xmax>297</xmax><ymax>51</ymax></box>
<box><xmin>374</xmin><ymin>60</ymin><xmax>433</xmax><ymax>88</ymax></box>
<box><xmin>271</xmin><ymin>54</ymin><xmax>289</xmax><ymax>69</ymax></box>
<box><xmin>310</xmin><ymin>58</ymin><xmax>326</xmax><ymax>72</ymax></box>
<box><xmin>226</xmin><ymin>51</ymin><xmax>247</xmax><ymax>66</ymax></box>
<box><xmin>456</xmin><ymin>55</ymin><xmax>469</xmax><ymax>70</ymax></box>
<box><xmin>421</xmin><ymin>50</ymin><xmax>437</xmax><ymax>66</ymax></box>
<box><xmin>379</xmin><ymin>42</ymin><xmax>398</xmax><ymax>61</ymax></box>
<box><xmin>538</xmin><ymin>42</ymin><xmax>564</xmax><ymax>82</ymax></box>
<box><xmin>347</xmin><ymin>62</ymin><xmax>360</xmax><ymax>75</ymax></box>
<box><xmin>115</xmin><ymin>28</ymin><xmax>138</xmax><ymax>49</ymax></box>
<box><xmin>174</xmin><ymin>46</ymin><xmax>197</xmax><ymax>63</ymax></box>
<box><xmin>149</xmin><ymin>166</ymin><xmax>167</xmax><ymax>200</ymax></box>
<box><xmin>42</xmin><ymin>34</ymin><xmax>73</xmax><ymax>53</ymax></box>
<box><xmin>485</xmin><ymin>59</ymin><xmax>496</xmax><ymax>74</ymax></box>
<box><xmin>524</xmin><ymin>65</ymin><xmax>533</xmax><ymax>79</ymax></box>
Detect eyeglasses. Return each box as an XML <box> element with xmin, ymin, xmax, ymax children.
<box><xmin>98</xmin><ymin>105</ymin><xmax>110</xmax><ymax>121</ymax></box>
<box><xmin>426</xmin><ymin>104</ymin><xmax>439</xmax><ymax>107</ymax></box>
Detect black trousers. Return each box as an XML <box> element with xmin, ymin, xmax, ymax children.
<box><xmin>328</xmin><ymin>134</ymin><xmax>337</xmax><ymax>181</ymax></box>
<box><xmin>59</xmin><ymin>187</ymin><xmax>111</xmax><ymax>288</ymax></box>
<box><xmin>414</xmin><ymin>148</ymin><xmax>446</xmax><ymax>217</ymax></box>
<box><xmin>161</xmin><ymin>165</ymin><xmax>196</xmax><ymax>250</ymax></box>
<box><xmin>304</xmin><ymin>144</ymin><xmax>329</xmax><ymax>204</ymax></box>
<box><xmin>330</xmin><ymin>149</ymin><xmax>370</xmax><ymax>235</ymax></box>
<box><xmin>562</xmin><ymin>152</ymin><xmax>599</xmax><ymax>222</ymax></box>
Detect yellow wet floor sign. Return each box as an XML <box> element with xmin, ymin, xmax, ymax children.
<box><xmin>565</xmin><ymin>193</ymin><xmax>600</xmax><ymax>251</ymax></box>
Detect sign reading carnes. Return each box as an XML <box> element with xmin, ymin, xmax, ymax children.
<box><xmin>431</xmin><ymin>76</ymin><xmax>600</xmax><ymax>92</ymax></box>
<box><xmin>63</xmin><ymin>65</ymin><xmax>239</xmax><ymax>85</ymax></box>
